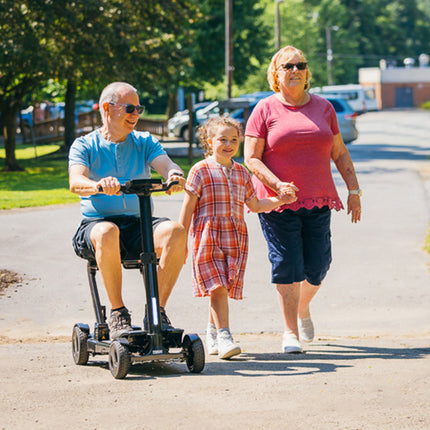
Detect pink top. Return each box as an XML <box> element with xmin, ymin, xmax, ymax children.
<box><xmin>245</xmin><ymin>94</ymin><xmax>344</xmax><ymax>212</ymax></box>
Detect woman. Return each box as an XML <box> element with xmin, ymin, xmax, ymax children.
<box><xmin>244</xmin><ymin>45</ymin><xmax>361</xmax><ymax>353</ymax></box>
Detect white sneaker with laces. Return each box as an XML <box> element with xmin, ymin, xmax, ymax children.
<box><xmin>206</xmin><ymin>323</ymin><xmax>218</xmax><ymax>355</ymax></box>
<box><xmin>282</xmin><ymin>333</ymin><xmax>303</xmax><ymax>354</ymax></box>
<box><xmin>298</xmin><ymin>317</ymin><xmax>315</xmax><ymax>343</ymax></box>
<box><xmin>217</xmin><ymin>328</ymin><xmax>241</xmax><ymax>359</ymax></box>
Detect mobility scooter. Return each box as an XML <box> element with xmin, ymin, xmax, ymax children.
<box><xmin>71</xmin><ymin>178</ymin><xmax>205</xmax><ymax>379</ymax></box>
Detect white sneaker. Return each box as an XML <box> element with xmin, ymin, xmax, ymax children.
<box><xmin>206</xmin><ymin>323</ymin><xmax>218</xmax><ymax>355</ymax></box>
<box><xmin>298</xmin><ymin>317</ymin><xmax>315</xmax><ymax>343</ymax></box>
<box><xmin>217</xmin><ymin>328</ymin><xmax>241</xmax><ymax>359</ymax></box>
<box><xmin>282</xmin><ymin>333</ymin><xmax>303</xmax><ymax>354</ymax></box>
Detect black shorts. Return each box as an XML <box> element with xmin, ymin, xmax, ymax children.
<box><xmin>72</xmin><ymin>215</ymin><xmax>170</xmax><ymax>261</ymax></box>
<box><xmin>258</xmin><ymin>206</ymin><xmax>332</xmax><ymax>286</ymax></box>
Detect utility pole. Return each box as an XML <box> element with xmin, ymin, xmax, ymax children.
<box><xmin>275</xmin><ymin>0</ymin><xmax>284</xmax><ymax>51</ymax></box>
<box><xmin>326</xmin><ymin>25</ymin><xmax>339</xmax><ymax>85</ymax></box>
<box><xmin>225</xmin><ymin>0</ymin><xmax>233</xmax><ymax>99</ymax></box>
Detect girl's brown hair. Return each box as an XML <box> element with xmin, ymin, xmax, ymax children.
<box><xmin>197</xmin><ymin>115</ymin><xmax>244</xmax><ymax>157</ymax></box>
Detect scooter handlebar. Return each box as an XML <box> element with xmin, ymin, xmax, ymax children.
<box><xmin>97</xmin><ymin>179</ymin><xmax>179</xmax><ymax>195</ymax></box>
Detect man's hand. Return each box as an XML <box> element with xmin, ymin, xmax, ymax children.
<box><xmin>166</xmin><ymin>172</ymin><xmax>186</xmax><ymax>195</ymax></box>
<box><xmin>96</xmin><ymin>176</ymin><xmax>121</xmax><ymax>195</ymax></box>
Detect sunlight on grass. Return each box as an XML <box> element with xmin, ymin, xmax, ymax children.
<box><xmin>0</xmin><ymin>143</ymin><xmax>195</xmax><ymax>210</ymax></box>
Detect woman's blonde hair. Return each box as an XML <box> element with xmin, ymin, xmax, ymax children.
<box><xmin>267</xmin><ymin>45</ymin><xmax>312</xmax><ymax>92</ymax></box>
<box><xmin>197</xmin><ymin>115</ymin><xmax>243</xmax><ymax>157</ymax></box>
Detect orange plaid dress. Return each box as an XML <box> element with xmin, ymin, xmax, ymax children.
<box><xmin>185</xmin><ymin>157</ymin><xmax>256</xmax><ymax>300</ymax></box>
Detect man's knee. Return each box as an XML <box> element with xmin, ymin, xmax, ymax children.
<box><xmin>90</xmin><ymin>222</ymin><xmax>120</xmax><ymax>248</ymax></box>
<box><xmin>155</xmin><ymin>221</ymin><xmax>186</xmax><ymax>250</ymax></box>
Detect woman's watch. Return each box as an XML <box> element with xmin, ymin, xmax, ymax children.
<box><xmin>349</xmin><ymin>189</ymin><xmax>362</xmax><ymax>197</ymax></box>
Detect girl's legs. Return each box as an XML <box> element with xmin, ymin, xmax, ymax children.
<box><xmin>209</xmin><ymin>286</ymin><xmax>229</xmax><ymax>329</ymax></box>
<box><xmin>208</xmin><ymin>286</ymin><xmax>241</xmax><ymax>359</ymax></box>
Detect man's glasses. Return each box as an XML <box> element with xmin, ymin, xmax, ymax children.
<box><xmin>109</xmin><ymin>102</ymin><xmax>145</xmax><ymax>114</ymax></box>
<box><xmin>279</xmin><ymin>62</ymin><xmax>308</xmax><ymax>71</ymax></box>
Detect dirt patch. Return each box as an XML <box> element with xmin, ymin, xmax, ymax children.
<box><xmin>0</xmin><ymin>269</ymin><xmax>22</xmax><ymax>295</ymax></box>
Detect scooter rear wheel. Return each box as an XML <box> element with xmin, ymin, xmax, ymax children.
<box><xmin>109</xmin><ymin>341</ymin><xmax>131</xmax><ymax>379</ymax></box>
<box><xmin>72</xmin><ymin>325</ymin><xmax>89</xmax><ymax>365</ymax></box>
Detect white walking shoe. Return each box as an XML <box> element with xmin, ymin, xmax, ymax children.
<box><xmin>217</xmin><ymin>328</ymin><xmax>241</xmax><ymax>359</ymax></box>
<box><xmin>298</xmin><ymin>317</ymin><xmax>315</xmax><ymax>343</ymax></box>
<box><xmin>282</xmin><ymin>333</ymin><xmax>303</xmax><ymax>354</ymax></box>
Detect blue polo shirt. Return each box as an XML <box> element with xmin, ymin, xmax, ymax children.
<box><xmin>69</xmin><ymin>129</ymin><xmax>166</xmax><ymax>218</ymax></box>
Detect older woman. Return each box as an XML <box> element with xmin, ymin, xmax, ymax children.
<box><xmin>244</xmin><ymin>45</ymin><xmax>361</xmax><ymax>353</ymax></box>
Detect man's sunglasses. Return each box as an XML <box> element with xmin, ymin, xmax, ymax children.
<box><xmin>109</xmin><ymin>102</ymin><xmax>145</xmax><ymax>114</ymax></box>
<box><xmin>280</xmin><ymin>62</ymin><xmax>308</xmax><ymax>71</ymax></box>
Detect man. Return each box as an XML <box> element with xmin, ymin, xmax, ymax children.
<box><xmin>69</xmin><ymin>82</ymin><xmax>187</xmax><ymax>339</ymax></box>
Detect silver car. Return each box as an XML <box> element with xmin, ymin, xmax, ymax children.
<box><xmin>167</xmin><ymin>101</ymin><xmax>220</xmax><ymax>141</ymax></box>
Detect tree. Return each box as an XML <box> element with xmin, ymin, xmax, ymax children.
<box><xmin>0</xmin><ymin>1</ymin><xmax>53</xmax><ymax>170</ymax></box>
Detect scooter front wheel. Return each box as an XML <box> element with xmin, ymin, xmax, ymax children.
<box><xmin>109</xmin><ymin>341</ymin><xmax>131</xmax><ymax>379</ymax></box>
<box><xmin>184</xmin><ymin>335</ymin><xmax>205</xmax><ymax>373</ymax></box>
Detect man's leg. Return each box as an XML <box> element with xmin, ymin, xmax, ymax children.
<box><xmin>90</xmin><ymin>221</ymin><xmax>124</xmax><ymax>309</ymax></box>
<box><xmin>153</xmin><ymin>220</ymin><xmax>187</xmax><ymax>307</ymax></box>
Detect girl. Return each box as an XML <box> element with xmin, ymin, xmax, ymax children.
<box><xmin>179</xmin><ymin>116</ymin><xmax>297</xmax><ymax>359</ymax></box>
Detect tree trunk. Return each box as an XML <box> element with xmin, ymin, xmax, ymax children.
<box><xmin>63</xmin><ymin>78</ymin><xmax>77</xmax><ymax>151</ymax></box>
<box><xmin>165</xmin><ymin>92</ymin><xmax>178</xmax><ymax>119</ymax></box>
<box><xmin>3</xmin><ymin>107</ymin><xmax>24</xmax><ymax>171</ymax></box>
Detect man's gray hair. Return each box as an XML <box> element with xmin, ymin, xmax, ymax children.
<box><xmin>98</xmin><ymin>82</ymin><xmax>138</xmax><ymax>124</ymax></box>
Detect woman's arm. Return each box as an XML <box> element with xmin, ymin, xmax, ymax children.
<box><xmin>331</xmin><ymin>133</ymin><xmax>361</xmax><ymax>223</ymax></box>
<box><xmin>244</xmin><ymin>136</ymin><xmax>298</xmax><ymax>197</ymax></box>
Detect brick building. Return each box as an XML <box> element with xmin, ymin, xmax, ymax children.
<box><xmin>359</xmin><ymin>57</ymin><xmax>430</xmax><ymax>109</ymax></box>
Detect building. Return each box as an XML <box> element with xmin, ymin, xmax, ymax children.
<box><xmin>359</xmin><ymin>55</ymin><xmax>430</xmax><ymax>109</ymax></box>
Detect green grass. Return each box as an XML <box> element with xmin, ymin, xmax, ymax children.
<box><xmin>0</xmin><ymin>143</ymin><xmax>198</xmax><ymax>210</ymax></box>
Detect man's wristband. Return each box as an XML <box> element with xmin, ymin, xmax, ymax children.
<box><xmin>169</xmin><ymin>171</ymin><xmax>184</xmax><ymax>177</ymax></box>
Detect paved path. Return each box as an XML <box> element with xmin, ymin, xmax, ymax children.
<box><xmin>1</xmin><ymin>109</ymin><xmax>429</xmax><ymax>429</ymax></box>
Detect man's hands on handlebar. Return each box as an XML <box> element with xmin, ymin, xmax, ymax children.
<box><xmin>96</xmin><ymin>176</ymin><xmax>122</xmax><ymax>195</ymax></box>
<box><xmin>165</xmin><ymin>172</ymin><xmax>186</xmax><ymax>195</ymax></box>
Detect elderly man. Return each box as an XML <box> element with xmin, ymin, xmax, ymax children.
<box><xmin>69</xmin><ymin>82</ymin><xmax>186</xmax><ymax>339</ymax></box>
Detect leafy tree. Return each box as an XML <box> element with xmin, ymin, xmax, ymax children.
<box><xmin>0</xmin><ymin>1</ymin><xmax>53</xmax><ymax>170</ymax></box>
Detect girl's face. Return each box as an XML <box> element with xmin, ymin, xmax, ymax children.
<box><xmin>208</xmin><ymin>125</ymin><xmax>240</xmax><ymax>166</ymax></box>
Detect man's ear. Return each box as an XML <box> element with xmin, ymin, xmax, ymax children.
<box><xmin>102</xmin><ymin>102</ymin><xmax>110</xmax><ymax>112</ymax></box>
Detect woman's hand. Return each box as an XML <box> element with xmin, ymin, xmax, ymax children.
<box><xmin>276</xmin><ymin>181</ymin><xmax>299</xmax><ymax>204</ymax></box>
<box><xmin>347</xmin><ymin>194</ymin><xmax>361</xmax><ymax>223</ymax></box>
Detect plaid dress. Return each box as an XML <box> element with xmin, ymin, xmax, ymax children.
<box><xmin>185</xmin><ymin>157</ymin><xmax>256</xmax><ymax>300</ymax></box>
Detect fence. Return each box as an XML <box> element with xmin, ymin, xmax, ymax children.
<box><xmin>22</xmin><ymin>111</ymin><xmax>167</xmax><ymax>144</ymax></box>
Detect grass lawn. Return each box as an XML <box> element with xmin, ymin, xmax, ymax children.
<box><xmin>0</xmin><ymin>142</ymin><xmax>198</xmax><ymax>210</ymax></box>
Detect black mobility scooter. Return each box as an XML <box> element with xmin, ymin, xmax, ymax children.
<box><xmin>72</xmin><ymin>178</ymin><xmax>205</xmax><ymax>379</ymax></box>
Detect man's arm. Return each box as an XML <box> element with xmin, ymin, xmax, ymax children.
<box><xmin>151</xmin><ymin>154</ymin><xmax>186</xmax><ymax>194</ymax></box>
<box><xmin>69</xmin><ymin>164</ymin><xmax>120</xmax><ymax>196</ymax></box>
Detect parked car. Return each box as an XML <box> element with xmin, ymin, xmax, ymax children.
<box><xmin>167</xmin><ymin>101</ymin><xmax>220</xmax><ymax>141</ymax></box>
<box><xmin>321</xmin><ymin>95</ymin><xmax>359</xmax><ymax>143</ymax></box>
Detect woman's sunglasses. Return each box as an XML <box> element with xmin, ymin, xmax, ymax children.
<box><xmin>109</xmin><ymin>102</ymin><xmax>145</xmax><ymax>114</ymax></box>
<box><xmin>280</xmin><ymin>62</ymin><xmax>308</xmax><ymax>71</ymax></box>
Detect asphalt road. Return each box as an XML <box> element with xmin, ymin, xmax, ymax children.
<box><xmin>0</xmin><ymin>109</ymin><xmax>429</xmax><ymax>429</ymax></box>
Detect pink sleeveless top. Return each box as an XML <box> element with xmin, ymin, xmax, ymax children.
<box><xmin>245</xmin><ymin>94</ymin><xmax>344</xmax><ymax>212</ymax></box>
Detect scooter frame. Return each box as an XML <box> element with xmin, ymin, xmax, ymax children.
<box><xmin>72</xmin><ymin>178</ymin><xmax>205</xmax><ymax>379</ymax></box>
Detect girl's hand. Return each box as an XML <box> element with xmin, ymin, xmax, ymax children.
<box><xmin>277</xmin><ymin>181</ymin><xmax>299</xmax><ymax>204</ymax></box>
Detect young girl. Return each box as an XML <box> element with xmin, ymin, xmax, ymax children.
<box><xmin>179</xmin><ymin>116</ymin><xmax>297</xmax><ymax>359</ymax></box>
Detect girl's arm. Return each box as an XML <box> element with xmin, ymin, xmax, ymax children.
<box><xmin>246</xmin><ymin>193</ymin><xmax>297</xmax><ymax>213</ymax></box>
<box><xmin>178</xmin><ymin>190</ymin><xmax>198</xmax><ymax>233</ymax></box>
